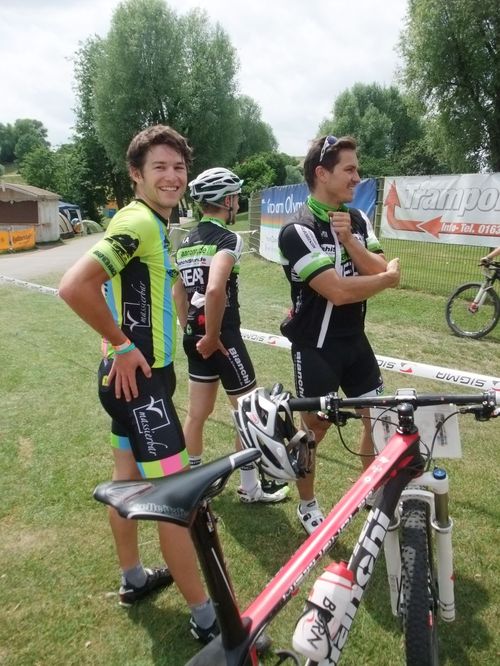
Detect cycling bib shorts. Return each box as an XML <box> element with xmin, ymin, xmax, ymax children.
<box><xmin>183</xmin><ymin>329</ymin><xmax>256</xmax><ymax>397</ymax></box>
<box><xmin>291</xmin><ymin>333</ymin><xmax>383</xmax><ymax>398</ymax></box>
<box><xmin>97</xmin><ymin>359</ymin><xmax>188</xmax><ymax>478</ymax></box>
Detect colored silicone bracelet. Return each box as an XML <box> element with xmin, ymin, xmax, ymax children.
<box><xmin>112</xmin><ymin>338</ymin><xmax>131</xmax><ymax>352</ymax></box>
<box><xmin>114</xmin><ymin>342</ymin><xmax>136</xmax><ymax>355</ymax></box>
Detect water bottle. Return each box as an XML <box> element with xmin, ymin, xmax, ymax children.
<box><xmin>292</xmin><ymin>561</ymin><xmax>354</xmax><ymax>661</ymax></box>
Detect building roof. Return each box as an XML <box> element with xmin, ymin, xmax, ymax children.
<box><xmin>0</xmin><ymin>181</ymin><xmax>59</xmax><ymax>200</ymax></box>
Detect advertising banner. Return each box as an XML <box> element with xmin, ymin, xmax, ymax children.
<box><xmin>260</xmin><ymin>180</ymin><xmax>377</xmax><ymax>263</ymax></box>
<box><xmin>0</xmin><ymin>226</ymin><xmax>36</xmax><ymax>251</ymax></box>
<box><xmin>381</xmin><ymin>174</ymin><xmax>500</xmax><ymax>247</ymax></box>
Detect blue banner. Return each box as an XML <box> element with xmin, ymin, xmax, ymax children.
<box><xmin>259</xmin><ymin>179</ymin><xmax>377</xmax><ymax>262</ymax></box>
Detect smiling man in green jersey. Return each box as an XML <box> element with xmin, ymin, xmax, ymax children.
<box><xmin>59</xmin><ymin>125</ymin><xmax>218</xmax><ymax>644</ymax></box>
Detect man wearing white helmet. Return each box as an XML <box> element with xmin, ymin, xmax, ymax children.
<box><xmin>174</xmin><ymin>167</ymin><xmax>289</xmax><ymax>503</ymax></box>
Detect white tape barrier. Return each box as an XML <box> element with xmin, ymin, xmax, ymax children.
<box><xmin>0</xmin><ymin>275</ymin><xmax>59</xmax><ymax>296</ymax></box>
<box><xmin>2</xmin><ymin>274</ymin><xmax>498</xmax><ymax>392</ymax></box>
<box><xmin>240</xmin><ymin>328</ymin><xmax>500</xmax><ymax>392</ymax></box>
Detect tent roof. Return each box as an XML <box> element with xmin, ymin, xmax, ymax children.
<box><xmin>59</xmin><ymin>201</ymin><xmax>81</xmax><ymax>209</ymax></box>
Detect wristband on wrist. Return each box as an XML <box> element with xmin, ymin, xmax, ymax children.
<box><xmin>113</xmin><ymin>338</ymin><xmax>136</xmax><ymax>355</ymax></box>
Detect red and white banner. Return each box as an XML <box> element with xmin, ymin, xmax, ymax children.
<box><xmin>381</xmin><ymin>174</ymin><xmax>500</xmax><ymax>247</ymax></box>
<box><xmin>240</xmin><ymin>328</ymin><xmax>500</xmax><ymax>392</ymax></box>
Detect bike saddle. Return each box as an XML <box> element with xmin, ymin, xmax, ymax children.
<box><xmin>93</xmin><ymin>448</ymin><xmax>261</xmax><ymax>527</ymax></box>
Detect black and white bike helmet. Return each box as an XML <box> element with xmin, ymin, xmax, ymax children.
<box><xmin>189</xmin><ymin>167</ymin><xmax>243</xmax><ymax>203</ymax></box>
<box><xmin>233</xmin><ymin>387</ymin><xmax>312</xmax><ymax>481</ymax></box>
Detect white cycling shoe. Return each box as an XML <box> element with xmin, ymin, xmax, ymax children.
<box><xmin>297</xmin><ymin>500</ymin><xmax>325</xmax><ymax>535</ymax></box>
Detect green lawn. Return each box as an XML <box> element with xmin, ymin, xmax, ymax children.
<box><xmin>0</xmin><ymin>253</ymin><xmax>499</xmax><ymax>666</ymax></box>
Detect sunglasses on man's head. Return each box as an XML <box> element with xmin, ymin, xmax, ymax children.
<box><xmin>319</xmin><ymin>135</ymin><xmax>338</xmax><ymax>164</ymax></box>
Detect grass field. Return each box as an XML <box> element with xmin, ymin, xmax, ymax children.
<box><xmin>1</xmin><ymin>246</ymin><xmax>499</xmax><ymax>665</ymax></box>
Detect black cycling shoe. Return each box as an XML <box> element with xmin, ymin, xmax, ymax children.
<box><xmin>119</xmin><ymin>567</ymin><xmax>173</xmax><ymax>606</ymax></box>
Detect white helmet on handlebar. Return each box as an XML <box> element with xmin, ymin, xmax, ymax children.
<box><xmin>233</xmin><ymin>387</ymin><xmax>312</xmax><ymax>481</ymax></box>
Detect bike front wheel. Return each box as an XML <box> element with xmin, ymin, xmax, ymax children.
<box><xmin>400</xmin><ymin>500</ymin><xmax>439</xmax><ymax>666</ymax></box>
<box><xmin>445</xmin><ymin>282</ymin><xmax>500</xmax><ymax>339</ymax></box>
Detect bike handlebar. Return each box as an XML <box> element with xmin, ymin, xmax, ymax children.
<box><xmin>288</xmin><ymin>390</ymin><xmax>498</xmax><ymax>415</ymax></box>
<box><xmin>479</xmin><ymin>259</ymin><xmax>500</xmax><ymax>271</ymax></box>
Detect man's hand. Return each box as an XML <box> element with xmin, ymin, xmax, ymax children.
<box><xmin>196</xmin><ymin>334</ymin><xmax>228</xmax><ymax>360</ymax></box>
<box><xmin>328</xmin><ymin>211</ymin><xmax>353</xmax><ymax>244</ymax></box>
<box><xmin>384</xmin><ymin>257</ymin><xmax>401</xmax><ymax>287</ymax></box>
<box><xmin>108</xmin><ymin>348</ymin><xmax>152</xmax><ymax>401</ymax></box>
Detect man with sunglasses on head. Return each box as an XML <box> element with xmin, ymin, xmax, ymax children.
<box><xmin>278</xmin><ymin>135</ymin><xmax>400</xmax><ymax>535</ymax></box>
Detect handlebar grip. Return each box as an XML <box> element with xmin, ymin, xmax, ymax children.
<box><xmin>288</xmin><ymin>397</ymin><xmax>325</xmax><ymax>412</ymax></box>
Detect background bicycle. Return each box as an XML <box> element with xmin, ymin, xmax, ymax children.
<box><xmin>445</xmin><ymin>260</ymin><xmax>500</xmax><ymax>339</ymax></box>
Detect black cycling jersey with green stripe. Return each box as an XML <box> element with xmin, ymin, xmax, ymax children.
<box><xmin>278</xmin><ymin>204</ymin><xmax>383</xmax><ymax>346</ymax></box>
<box><xmin>176</xmin><ymin>216</ymin><xmax>243</xmax><ymax>335</ymax></box>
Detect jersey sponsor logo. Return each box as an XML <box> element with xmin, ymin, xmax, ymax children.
<box><xmin>295</xmin><ymin>224</ymin><xmax>320</xmax><ymax>251</ymax></box>
<box><xmin>177</xmin><ymin>256</ymin><xmax>209</xmax><ymax>269</ymax></box>
<box><xmin>294</xmin><ymin>351</ymin><xmax>305</xmax><ymax>396</ymax></box>
<box><xmin>105</xmin><ymin>233</ymin><xmax>139</xmax><ymax>264</ymax></box>
<box><xmin>321</xmin><ymin>243</ymin><xmax>337</xmax><ymax>255</ymax></box>
<box><xmin>227</xmin><ymin>346</ymin><xmax>250</xmax><ymax>386</ymax></box>
<box><xmin>133</xmin><ymin>396</ymin><xmax>171</xmax><ymax>457</ymax></box>
<box><xmin>92</xmin><ymin>250</ymin><xmax>117</xmax><ymax>277</ymax></box>
<box><xmin>123</xmin><ymin>280</ymin><xmax>151</xmax><ymax>331</ymax></box>
<box><xmin>182</xmin><ymin>267</ymin><xmax>205</xmax><ymax>287</ymax></box>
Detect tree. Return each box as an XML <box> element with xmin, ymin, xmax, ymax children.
<box><xmin>0</xmin><ymin>119</ymin><xmax>49</xmax><ymax>164</ymax></box>
<box><xmin>92</xmin><ymin>0</ymin><xmax>241</xmax><ymax>174</ymax></box>
<box><xmin>73</xmin><ymin>36</ymin><xmax>130</xmax><ymax>215</ymax></box>
<box><xmin>284</xmin><ymin>164</ymin><xmax>303</xmax><ymax>185</ymax></box>
<box><xmin>400</xmin><ymin>0</ymin><xmax>500</xmax><ymax>172</ymax></box>
<box><xmin>0</xmin><ymin>123</ymin><xmax>16</xmax><ymax>164</ymax></box>
<box><xmin>233</xmin><ymin>154</ymin><xmax>276</xmax><ymax>201</ymax></box>
<box><xmin>19</xmin><ymin>145</ymin><xmax>58</xmax><ymax>192</ymax></box>
<box><xmin>318</xmin><ymin>83</ymin><xmax>427</xmax><ymax>176</ymax></box>
<box><xmin>232</xmin><ymin>151</ymin><xmax>301</xmax><ymax>207</ymax></box>
<box><xmin>234</xmin><ymin>96</ymin><xmax>277</xmax><ymax>163</ymax></box>
<box><xmin>93</xmin><ymin>0</ymin><xmax>184</xmax><ymax>169</ymax></box>
<box><xmin>176</xmin><ymin>9</ymin><xmax>241</xmax><ymax>172</ymax></box>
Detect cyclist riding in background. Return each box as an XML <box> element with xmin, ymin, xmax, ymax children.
<box><xmin>173</xmin><ymin>167</ymin><xmax>289</xmax><ymax>504</ymax></box>
<box><xmin>480</xmin><ymin>246</ymin><xmax>500</xmax><ymax>263</ymax></box>
<box><xmin>278</xmin><ymin>135</ymin><xmax>400</xmax><ymax>535</ymax></box>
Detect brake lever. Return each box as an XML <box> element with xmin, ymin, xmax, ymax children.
<box><xmin>317</xmin><ymin>409</ymin><xmax>362</xmax><ymax>426</ymax></box>
<box><xmin>459</xmin><ymin>405</ymin><xmax>497</xmax><ymax>421</ymax></box>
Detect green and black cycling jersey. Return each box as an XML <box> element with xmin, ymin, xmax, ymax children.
<box><xmin>278</xmin><ymin>198</ymin><xmax>383</xmax><ymax>347</ymax></box>
<box><xmin>176</xmin><ymin>216</ymin><xmax>243</xmax><ymax>335</ymax></box>
<box><xmin>88</xmin><ymin>199</ymin><xmax>178</xmax><ymax>368</ymax></box>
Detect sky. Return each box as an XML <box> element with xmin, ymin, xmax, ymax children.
<box><xmin>0</xmin><ymin>0</ymin><xmax>409</xmax><ymax>157</ymax></box>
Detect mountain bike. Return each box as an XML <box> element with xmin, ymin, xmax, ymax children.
<box><xmin>93</xmin><ymin>388</ymin><xmax>498</xmax><ymax>666</ymax></box>
<box><xmin>445</xmin><ymin>259</ymin><xmax>500</xmax><ymax>338</ymax></box>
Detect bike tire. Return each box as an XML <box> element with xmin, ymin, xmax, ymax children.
<box><xmin>400</xmin><ymin>499</ymin><xmax>439</xmax><ymax>666</ymax></box>
<box><xmin>445</xmin><ymin>282</ymin><xmax>500</xmax><ymax>339</ymax></box>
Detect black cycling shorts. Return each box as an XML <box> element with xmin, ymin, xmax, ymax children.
<box><xmin>291</xmin><ymin>333</ymin><xmax>383</xmax><ymax>398</ymax></box>
<box><xmin>183</xmin><ymin>329</ymin><xmax>257</xmax><ymax>396</ymax></box>
<box><xmin>97</xmin><ymin>359</ymin><xmax>188</xmax><ymax>478</ymax></box>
